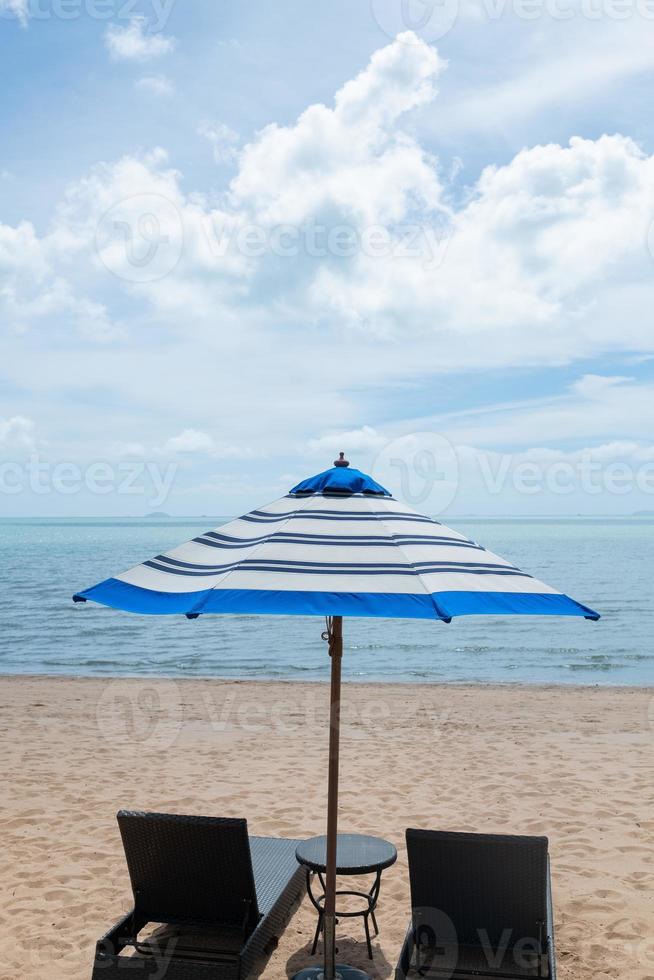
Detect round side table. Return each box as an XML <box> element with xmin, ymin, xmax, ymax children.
<box><xmin>295</xmin><ymin>833</ymin><xmax>397</xmax><ymax>960</ymax></box>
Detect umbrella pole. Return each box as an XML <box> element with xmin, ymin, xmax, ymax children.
<box><xmin>323</xmin><ymin>614</ymin><xmax>343</xmax><ymax>980</ymax></box>
<box><xmin>293</xmin><ymin>616</ymin><xmax>370</xmax><ymax>980</ymax></box>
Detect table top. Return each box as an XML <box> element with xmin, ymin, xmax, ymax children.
<box><xmin>295</xmin><ymin>834</ymin><xmax>397</xmax><ymax>875</ymax></box>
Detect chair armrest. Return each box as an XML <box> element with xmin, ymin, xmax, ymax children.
<box><xmin>240</xmin><ymin>865</ymin><xmax>303</xmax><ymax>977</ymax></box>
<box><xmin>241</xmin><ymin>912</ymin><xmax>274</xmax><ymax>960</ymax></box>
<box><xmin>95</xmin><ymin>908</ymin><xmax>147</xmax><ymax>956</ymax></box>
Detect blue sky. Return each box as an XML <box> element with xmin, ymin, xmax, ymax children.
<box><xmin>1</xmin><ymin>0</ymin><xmax>654</xmax><ymax>516</ymax></box>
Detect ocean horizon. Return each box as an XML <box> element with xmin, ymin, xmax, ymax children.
<box><xmin>2</xmin><ymin>515</ymin><xmax>652</xmax><ymax>686</ymax></box>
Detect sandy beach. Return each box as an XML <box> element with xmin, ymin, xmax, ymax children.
<box><xmin>1</xmin><ymin>676</ymin><xmax>651</xmax><ymax>980</ymax></box>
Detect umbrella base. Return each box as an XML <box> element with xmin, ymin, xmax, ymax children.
<box><xmin>291</xmin><ymin>967</ymin><xmax>372</xmax><ymax>980</ymax></box>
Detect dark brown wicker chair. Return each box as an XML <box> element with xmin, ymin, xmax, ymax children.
<box><xmin>396</xmin><ymin>829</ymin><xmax>556</xmax><ymax>980</ymax></box>
<box><xmin>91</xmin><ymin>811</ymin><xmax>304</xmax><ymax>980</ymax></box>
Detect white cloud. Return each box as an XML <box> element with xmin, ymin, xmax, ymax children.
<box><xmin>0</xmin><ymin>219</ymin><xmax>121</xmax><ymax>341</ymax></box>
<box><xmin>459</xmin><ymin>440</ymin><xmax>654</xmax><ymax>468</ymax></box>
<box><xmin>162</xmin><ymin>429</ymin><xmax>215</xmax><ymax>454</ymax></box>
<box><xmin>570</xmin><ymin>374</ymin><xmax>632</xmax><ymax>400</ymax></box>
<box><xmin>104</xmin><ymin>17</ymin><xmax>175</xmax><ymax>62</ymax></box>
<box><xmin>0</xmin><ymin>220</ymin><xmax>49</xmax><ymax>280</ymax></box>
<box><xmin>335</xmin><ymin>29</ymin><xmax>442</xmax><ymax>128</ymax></box>
<box><xmin>9</xmin><ymin>30</ymin><xmax>654</xmax><ymax>516</ymax></box>
<box><xmin>314</xmin><ymin>132</ymin><xmax>654</xmax><ymax>359</ymax></box>
<box><xmin>447</xmin><ymin>438</ymin><xmax>654</xmax><ymax>514</ymax></box>
<box><xmin>0</xmin><ymin>415</ymin><xmax>36</xmax><ymax>450</ymax></box>
<box><xmin>198</xmin><ymin>122</ymin><xmax>240</xmax><ymax>163</ymax></box>
<box><xmin>407</xmin><ymin>375</ymin><xmax>654</xmax><ymax>449</ymax></box>
<box><xmin>322</xmin><ymin>373</ymin><xmax>654</xmax><ymax>513</ymax></box>
<box><xmin>112</xmin><ymin>441</ymin><xmax>148</xmax><ymax>458</ymax></box>
<box><xmin>436</xmin><ymin>21</ymin><xmax>654</xmax><ymax>138</ymax></box>
<box><xmin>158</xmin><ymin>429</ymin><xmax>255</xmax><ymax>458</ymax></box>
<box><xmin>352</xmin><ymin>422</ymin><xmax>654</xmax><ymax>515</ymax></box>
<box><xmin>6</xmin><ymin>33</ymin><xmax>654</xmax><ymax>368</ymax></box>
<box><xmin>307</xmin><ymin>426</ymin><xmax>386</xmax><ymax>456</ymax></box>
<box><xmin>229</xmin><ymin>32</ymin><xmax>444</xmax><ymax>227</ymax></box>
<box><xmin>136</xmin><ymin>74</ymin><xmax>174</xmax><ymax>96</ymax></box>
<box><xmin>0</xmin><ymin>0</ymin><xmax>28</xmax><ymax>27</ymax></box>
<box><xmin>3</xmin><ymin>32</ymin><xmax>654</xmax><ymax>495</ymax></box>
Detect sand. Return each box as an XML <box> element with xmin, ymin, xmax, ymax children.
<box><xmin>0</xmin><ymin>676</ymin><xmax>652</xmax><ymax>980</ymax></box>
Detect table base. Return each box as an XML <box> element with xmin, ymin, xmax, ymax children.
<box><xmin>307</xmin><ymin>871</ymin><xmax>381</xmax><ymax>959</ymax></box>
<box><xmin>292</xmin><ymin>966</ymin><xmax>372</xmax><ymax>980</ymax></box>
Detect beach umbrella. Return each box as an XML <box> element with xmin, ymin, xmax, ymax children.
<box><xmin>74</xmin><ymin>454</ymin><xmax>599</xmax><ymax>980</ymax></box>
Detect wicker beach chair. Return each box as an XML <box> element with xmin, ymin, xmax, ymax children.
<box><xmin>91</xmin><ymin>811</ymin><xmax>304</xmax><ymax>980</ymax></box>
<box><xmin>396</xmin><ymin>829</ymin><xmax>556</xmax><ymax>980</ymax></box>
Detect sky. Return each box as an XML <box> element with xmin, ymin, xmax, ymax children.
<box><xmin>1</xmin><ymin>0</ymin><xmax>654</xmax><ymax>517</ymax></box>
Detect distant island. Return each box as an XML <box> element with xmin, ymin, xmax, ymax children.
<box><xmin>145</xmin><ymin>512</ymin><xmax>171</xmax><ymax>518</ymax></box>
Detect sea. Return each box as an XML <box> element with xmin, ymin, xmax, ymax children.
<box><xmin>0</xmin><ymin>516</ymin><xmax>651</xmax><ymax>686</ymax></box>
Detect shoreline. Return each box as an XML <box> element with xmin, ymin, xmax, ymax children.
<box><xmin>1</xmin><ymin>670</ymin><xmax>651</xmax><ymax>690</ymax></box>
<box><xmin>2</xmin><ymin>676</ymin><xmax>651</xmax><ymax>979</ymax></box>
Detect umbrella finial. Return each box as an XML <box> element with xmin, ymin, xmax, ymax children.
<box><xmin>333</xmin><ymin>451</ymin><xmax>349</xmax><ymax>468</ymax></box>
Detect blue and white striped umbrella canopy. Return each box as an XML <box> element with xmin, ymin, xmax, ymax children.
<box><xmin>74</xmin><ymin>460</ymin><xmax>599</xmax><ymax>622</ymax></box>
<box><xmin>74</xmin><ymin>461</ymin><xmax>599</xmax><ymax>622</ymax></box>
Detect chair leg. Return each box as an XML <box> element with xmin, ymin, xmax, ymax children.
<box><xmin>370</xmin><ymin>909</ymin><xmax>379</xmax><ymax>936</ymax></box>
<box><xmin>311</xmin><ymin>912</ymin><xmax>323</xmax><ymax>956</ymax></box>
